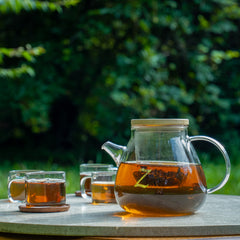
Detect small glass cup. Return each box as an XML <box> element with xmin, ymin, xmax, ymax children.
<box><xmin>8</xmin><ymin>170</ymin><xmax>42</xmax><ymax>203</ymax></box>
<box><xmin>79</xmin><ymin>163</ymin><xmax>114</xmax><ymax>194</ymax></box>
<box><xmin>25</xmin><ymin>171</ymin><xmax>66</xmax><ymax>206</ymax></box>
<box><xmin>81</xmin><ymin>170</ymin><xmax>117</xmax><ymax>204</ymax></box>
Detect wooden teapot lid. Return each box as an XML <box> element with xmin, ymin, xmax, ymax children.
<box><xmin>131</xmin><ymin>119</ymin><xmax>189</xmax><ymax>127</ymax></box>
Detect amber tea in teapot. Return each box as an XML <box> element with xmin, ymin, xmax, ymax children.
<box><xmin>115</xmin><ymin>161</ymin><xmax>207</xmax><ymax>216</ymax></box>
<box><xmin>102</xmin><ymin>119</ymin><xmax>231</xmax><ymax>216</ymax></box>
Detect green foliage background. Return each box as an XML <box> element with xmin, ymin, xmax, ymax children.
<box><xmin>0</xmin><ymin>0</ymin><xmax>240</xmax><ymax>165</ymax></box>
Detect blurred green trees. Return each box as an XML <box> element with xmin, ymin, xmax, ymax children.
<box><xmin>0</xmin><ymin>0</ymin><xmax>240</xmax><ymax>164</ymax></box>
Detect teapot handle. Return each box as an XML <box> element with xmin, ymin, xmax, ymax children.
<box><xmin>188</xmin><ymin>135</ymin><xmax>231</xmax><ymax>194</ymax></box>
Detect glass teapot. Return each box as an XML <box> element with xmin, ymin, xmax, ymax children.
<box><xmin>102</xmin><ymin>119</ymin><xmax>231</xmax><ymax>216</ymax></box>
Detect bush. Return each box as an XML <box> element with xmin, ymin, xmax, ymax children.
<box><xmin>0</xmin><ymin>0</ymin><xmax>240</xmax><ymax>164</ymax></box>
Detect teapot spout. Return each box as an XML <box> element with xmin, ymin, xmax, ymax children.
<box><xmin>101</xmin><ymin>141</ymin><xmax>127</xmax><ymax>166</ymax></box>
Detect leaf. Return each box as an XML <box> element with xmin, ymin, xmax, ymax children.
<box><xmin>0</xmin><ymin>0</ymin><xmax>80</xmax><ymax>14</ymax></box>
<box><xmin>0</xmin><ymin>64</ymin><xmax>35</xmax><ymax>78</ymax></box>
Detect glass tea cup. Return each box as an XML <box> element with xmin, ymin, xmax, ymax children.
<box><xmin>8</xmin><ymin>170</ymin><xmax>42</xmax><ymax>203</ymax></box>
<box><xmin>79</xmin><ymin>163</ymin><xmax>114</xmax><ymax>195</ymax></box>
<box><xmin>25</xmin><ymin>171</ymin><xmax>66</xmax><ymax>206</ymax></box>
<box><xmin>81</xmin><ymin>170</ymin><xmax>117</xmax><ymax>204</ymax></box>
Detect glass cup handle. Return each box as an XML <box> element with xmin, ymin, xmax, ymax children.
<box><xmin>80</xmin><ymin>176</ymin><xmax>91</xmax><ymax>200</ymax></box>
<box><xmin>8</xmin><ymin>179</ymin><xmax>25</xmax><ymax>203</ymax></box>
<box><xmin>189</xmin><ymin>135</ymin><xmax>231</xmax><ymax>194</ymax></box>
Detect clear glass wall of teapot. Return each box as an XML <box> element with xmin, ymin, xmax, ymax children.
<box><xmin>102</xmin><ymin>119</ymin><xmax>231</xmax><ymax>216</ymax></box>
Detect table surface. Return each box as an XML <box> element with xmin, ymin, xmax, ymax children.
<box><xmin>0</xmin><ymin>194</ymin><xmax>240</xmax><ymax>238</ymax></box>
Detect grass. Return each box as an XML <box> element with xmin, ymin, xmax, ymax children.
<box><xmin>199</xmin><ymin>151</ymin><xmax>240</xmax><ymax>195</ymax></box>
<box><xmin>202</xmin><ymin>162</ymin><xmax>240</xmax><ymax>195</ymax></box>
<box><xmin>0</xmin><ymin>159</ymin><xmax>239</xmax><ymax>199</ymax></box>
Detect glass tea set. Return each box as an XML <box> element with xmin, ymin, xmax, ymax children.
<box><xmin>8</xmin><ymin>170</ymin><xmax>69</xmax><ymax>212</ymax></box>
<box><xmin>8</xmin><ymin>119</ymin><xmax>231</xmax><ymax>216</ymax></box>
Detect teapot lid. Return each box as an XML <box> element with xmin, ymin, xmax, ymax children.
<box><xmin>131</xmin><ymin>119</ymin><xmax>189</xmax><ymax>127</ymax></box>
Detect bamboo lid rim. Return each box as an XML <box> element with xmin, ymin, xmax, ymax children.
<box><xmin>131</xmin><ymin>119</ymin><xmax>189</xmax><ymax>127</ymax></box>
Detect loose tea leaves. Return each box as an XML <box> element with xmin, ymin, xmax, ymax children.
<box><xmin>133</xmin><ymin>166</ymin><xmax>188</xmax><ymax>188</ymax></box>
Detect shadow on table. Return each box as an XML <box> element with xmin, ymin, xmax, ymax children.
<box><xmin>0</xmin><ymin>233</ymin><xmax>118</xmax><ymax>240</ymax></box>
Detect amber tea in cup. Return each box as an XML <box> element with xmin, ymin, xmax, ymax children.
<box><xmin>25</xmin><ymin>171</ymin><xmax>66</xmax><ymax>206</ymax></box>
<box><xmin>79</xmin><ymin>163</ymin><xmax>114</xmax><ymax>194</ymax></box>
<box><xmin>81</xmin><ymin>170</ymin><xmax>116</xmax><ymax>203</ymax></box>
<box><xmin>8</xmin><ymin>170</ymin><xmax>41</xmax><ymax>203</ymax></box>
